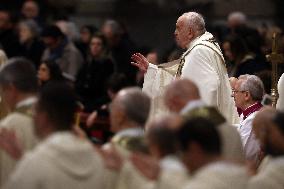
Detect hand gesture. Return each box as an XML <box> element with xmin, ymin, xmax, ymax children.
<box><xmin>131</xmin><ymin>53</ymin><xmax>149</xmax><ymax>74</ymax></box>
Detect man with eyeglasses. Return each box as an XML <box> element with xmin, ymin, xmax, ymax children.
<box><xmin>232</xmin><ymin>74</ymin><xmax>265</xmax><ymax>165</ymax></box>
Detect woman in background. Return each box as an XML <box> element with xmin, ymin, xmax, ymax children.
<box><xmin>37</xmin><ymin>60</ymin><xmax>65</xmax><ymax>87</ymax></box>
<box><xmin>18</xmin><ymin>19</ymin><xmax>45</xmax><ymax>68</ymax></box>
<box><xmin>75</xmin><ymin>33</ymin><xmax>114</xmax><ymax>112</ymax></box>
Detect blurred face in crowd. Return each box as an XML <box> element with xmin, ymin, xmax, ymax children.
<box><xmin>22</xmin><ymin>1</ymin><xmax>39</xmax><ymax>19</ymax></box>
<box><xmin>37</xmin><ymin>63</ymin><xmax>50</xmax><ymax>82</ymax></box>
<box><xmin>174</xmin><ymin>16</ymin><xmax>193</xmax><ymax>49</ymax></box>
<box><xmin>80</xmin><ymin>27</ymin><xmax>92</xmax><ymax>44</ymax></box>
<box><xmin>42</xmin><ymin>36</ymin><xmax>58</xmax><ymax>49</ymax></box>
<box><xmin>18</xmin><ymin>23</ymin><xmax>33</xmax><ymax>43</ymax></box>
<box><xmin>90</xmin><ymin>36</ymin><xmax>104</xmax><ymax>57</ymax></box>
<box><xmin>101</xmin><ymin>24</ymin><xmax>113</xmax><ymax>42</ymax></box>
<box><xmin>222</xmin><ymin>41</ymin><xmax>234</xmax><ymax>61</ymax></box>
<box><xmin>0</xmin><ymin>11</ymin><xmax>11</xmax><ymax>30</ymax></box>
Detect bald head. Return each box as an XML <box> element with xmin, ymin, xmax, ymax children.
<box><xmin>164</xmin><ymin>79</ymin><xmax>200</xmax><ymax>112</ymax></box>
<box><xmin>146</xmin><ymin>114</ymin><xmax>182</xmax><ymax>158</ymax></box>
<box><xmin>146</xmin><ymin>113</ymin><xmax>182</xmax><ymax>131</ymax></box>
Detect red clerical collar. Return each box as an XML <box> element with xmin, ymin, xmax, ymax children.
<box><xmin>242</xmin><ymin>102</ymin><xmax>262</xmax><ymax>120</ymax></box>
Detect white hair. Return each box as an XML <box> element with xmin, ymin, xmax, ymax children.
<box><xmin>228</xmin><ymin>11</ymin><xmax>247</xmax><ymax>25</ymax></box>
<box><xmin>181</xmin><ymin>12</ymin><xmax>206</xmax><ymax>35</ymax></box>
<box><xmin>117</xmin><ymin>87</ymin><xmax>151</xmax><ymax>126</ymax></box>
<box><xmin>238</xmin><ymin>74</ymin><xmax>264</xmax><ymax>101</ymax></box>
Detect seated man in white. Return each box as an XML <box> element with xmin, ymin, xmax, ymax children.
<box><xmin>118</xmin><ymin>114</ymin><xmax>188</xmax><ymax>189</ymax></box>
<box><xmin>5</xmin><ymin>82</ymin><xmax>105</xmax><ymax>189</ymax></box>
<box><xmin>101</xmin><ymin>87</ymin><xmax>151</xmax><ymax>189</ymax></box>
<box><xmin>232</xmin><ymin>74</ymin><xmax>264</xmax><ymax>163</ymax></box>
<box><xmin>177</xmin><ymin>117</ymin><xmax>248</xmax><ymax>189</ymax></box>
<box><xmin>164</xmin><ymin>78</ymin><xmax>244</xmax><ymax>162</ymax></box>
<box><xmin>0</xmin><ymin>58</ymin><xmax>39</xmax><ymax>187</ymax></box>
<box><xmin>249</xmin><ymin>111</ymin><xmax>284</xmax><ymax>189</ymax></box>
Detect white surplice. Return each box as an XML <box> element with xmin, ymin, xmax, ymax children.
<box><xmin>183</xmin><ymin>161</ymin><xmax>248</xmax><ymax>189</ymax></box>
<box><xmin>0</xmin><ymin>97</ymin><xmax>38</xmax><ymax>188</ymax></box>
<box><xmin>5</xmin><ymin>132</ymin><xmax>105</xmax><ymax>189</ymax></box>
<box><xmin>238</xmin><ymin>111</ymin><xmax>261</xmax><ymax>162</ymax></box>
<box><xmin>277</xmin><ymin>73</ymin><xmax>284</xmax><ymax>111</ymax></box>
<box><xmin>249</xmin><ymin>156</ymin><xmax>284</xmax><ymax>189</ymax></box>
<box><xmin>143</xmin><ymin>32</ymin><xmax>239</xmax><ymax>125</ymax></box>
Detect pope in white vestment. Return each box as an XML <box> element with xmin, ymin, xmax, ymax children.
<box><xmin>142</xmin><ymin>31</ymin><xmax>239</xmax><ymax>124</ymax></box>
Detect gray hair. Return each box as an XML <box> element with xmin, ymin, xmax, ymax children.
<box><xmin>103</xmin><ymin>19</ymin><xmax>123</xmax><ymax>36</ymax></box>
<box><xmin>228</xmin><ymin>11</ymin><xmax>247</xmax><ymax>25</ymax></box>
<box><xmin>238</xmin><ymin>74</ymin><xmax>264</xmax><ymax>101</ymax></box>
<box><xmin>0</xmin><ymin>57</ymin><xmax>38</xmax><ymax>93</ymax></box>
<box><xmin>19</xmin><ymin>19</ymin><xmax>40</xmax><ymax>37</ymax></box>
<box><xmin>118</xmin><ymin>87</ymin><xmax>151</xmax><ymax>126</ymax></box>
<box><xmin>182</xmin><ymin>12</ymin><xmax>206</xmax><ymax>35</ymax></box>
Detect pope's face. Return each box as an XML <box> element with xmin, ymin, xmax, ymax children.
<box><xmin>174</xmin><ymin>16</ymin><xmax>192</xmax><ymax>49</ymax></box>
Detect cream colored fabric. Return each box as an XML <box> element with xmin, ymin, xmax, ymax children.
<box><xmin>143</xmin><ymin>32</ymin><xmax>239</xmax><ymax>125</ymax></box>
<box><xmin>116</xmin><ymin>161</ymin><xmax>155</xmax><ymax>189</ymax></box>
<box><xmin>0</xmin><ymin>98</ymin><xmax>38</xmax><ymax>188</ymax></box>
<box><xmin>277</xmin><ymin>73</ymin><xmax>284</xmax><ymax>111</ymax></box>
<box><xmin>218</xmin><ymin>123</ymin><xmax>245</xmax><ymax>162</ymax></box>
<box><xmin>183</xmin><ymin>161</ymin><xmax>248</xmax><ymax>189</ymax></box>
<box><xmin>238</xmin><ymin>111</ymin><xmax>261</xmax><ymax>162</ymax></box>
<box><xmin>102</xmin><ymin>128</ymin><xmax>146</xmax><ymax>189</ymax></box>
<box><xmin>156</xmin><ymin>155</ymin><xmax>189</xmax><ymax>189</ymax></box>
<box><xmin>249</xmin><ymin>156</ymin><xmax>284</xmax><ymax>189</ymax></box>
<box><xmin>5</xmin><ymin>132</ymin><xmax>105</xmax><ymax>189</ymax></box>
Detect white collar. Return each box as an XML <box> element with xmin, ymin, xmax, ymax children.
<box><xmin>180</xmin><ymin>99</ymin><xmax>205</xmax><ymax>115</ymax></box>
<box><xmin>16</xmin><ymin>96</ymin><xmax>37</xmax><ymax>109</ymax></box>
<box><xmin>185</xmin><ymin>31</ymin><xmax>212</xmax><ymax>50</ymax></box>
<box><xmin>115</xmin><ymin>127</ymin><xmax>144</xmax><ymax>137</ymax></box>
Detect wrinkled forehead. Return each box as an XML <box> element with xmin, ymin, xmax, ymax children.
<box><xmin>176</xmin><ymin>16</ymin><xmax>186</xmax><ymax>25</ymax></box>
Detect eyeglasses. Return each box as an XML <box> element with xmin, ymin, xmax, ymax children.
<box><xmin>232</xmin><ymin>90</ymin><xmax>247</xmax><ymax>94</ymax></box>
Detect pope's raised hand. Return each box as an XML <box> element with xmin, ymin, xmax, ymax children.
<box><xmin>131</xmin><ymin>53</ymin><xmax>149</xmax><ymax>74</ymax></box>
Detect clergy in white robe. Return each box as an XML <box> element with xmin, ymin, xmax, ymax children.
<box><xmin>183</xmin><ymin>161</ymin><xmax>248</xmax><ymax>189</ymax></box>
<box><xmin>249</xmin><ymin>156</ymin><xmax>284</xmax><ymax>189</ymax></box>
<box><xmin>101</xmin><ymin>87</ymin><xmax>151</xmax><ymax>189</ymax></box>
<box><xmin>177</xmin><ymin>116</ymin><xmax>248</xmax><ymax>189</ymax></box>
<box><xmin>5</xmin><ymin>132</ymin><xmax>105</xmax><ymax>189</ymax></box>
<box><xmin>0</xmin><ymin>97</ymin><xmax>38</xmax><ymax>188</ymax></box>
<box><xmin>133</xmin><ymin>12</ymin><xmax>239</xmax><ymax>124</ymax></box>
<box><xmin>164</xmin><ymin>79</ymin><xmax>244</xmax><ymax>162</ymax></box>
<box><xmin>0</xmin><ymin>58</ymin><xmax>39</xmax><ymax>188</ymax></box>
<box><xmin>232</xmin><ymin>75</ymin><xmax>265</xmax><ymax>163</ymax></box>
<box><xmin>276</xmin><ymin>73</ymin><xmax>284</xmax><ymax>111</ymax></box>
<box><xmin>5</xmin><ymin>81</ymin><xmax>105</xmax><ymax>189</ymax></box>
